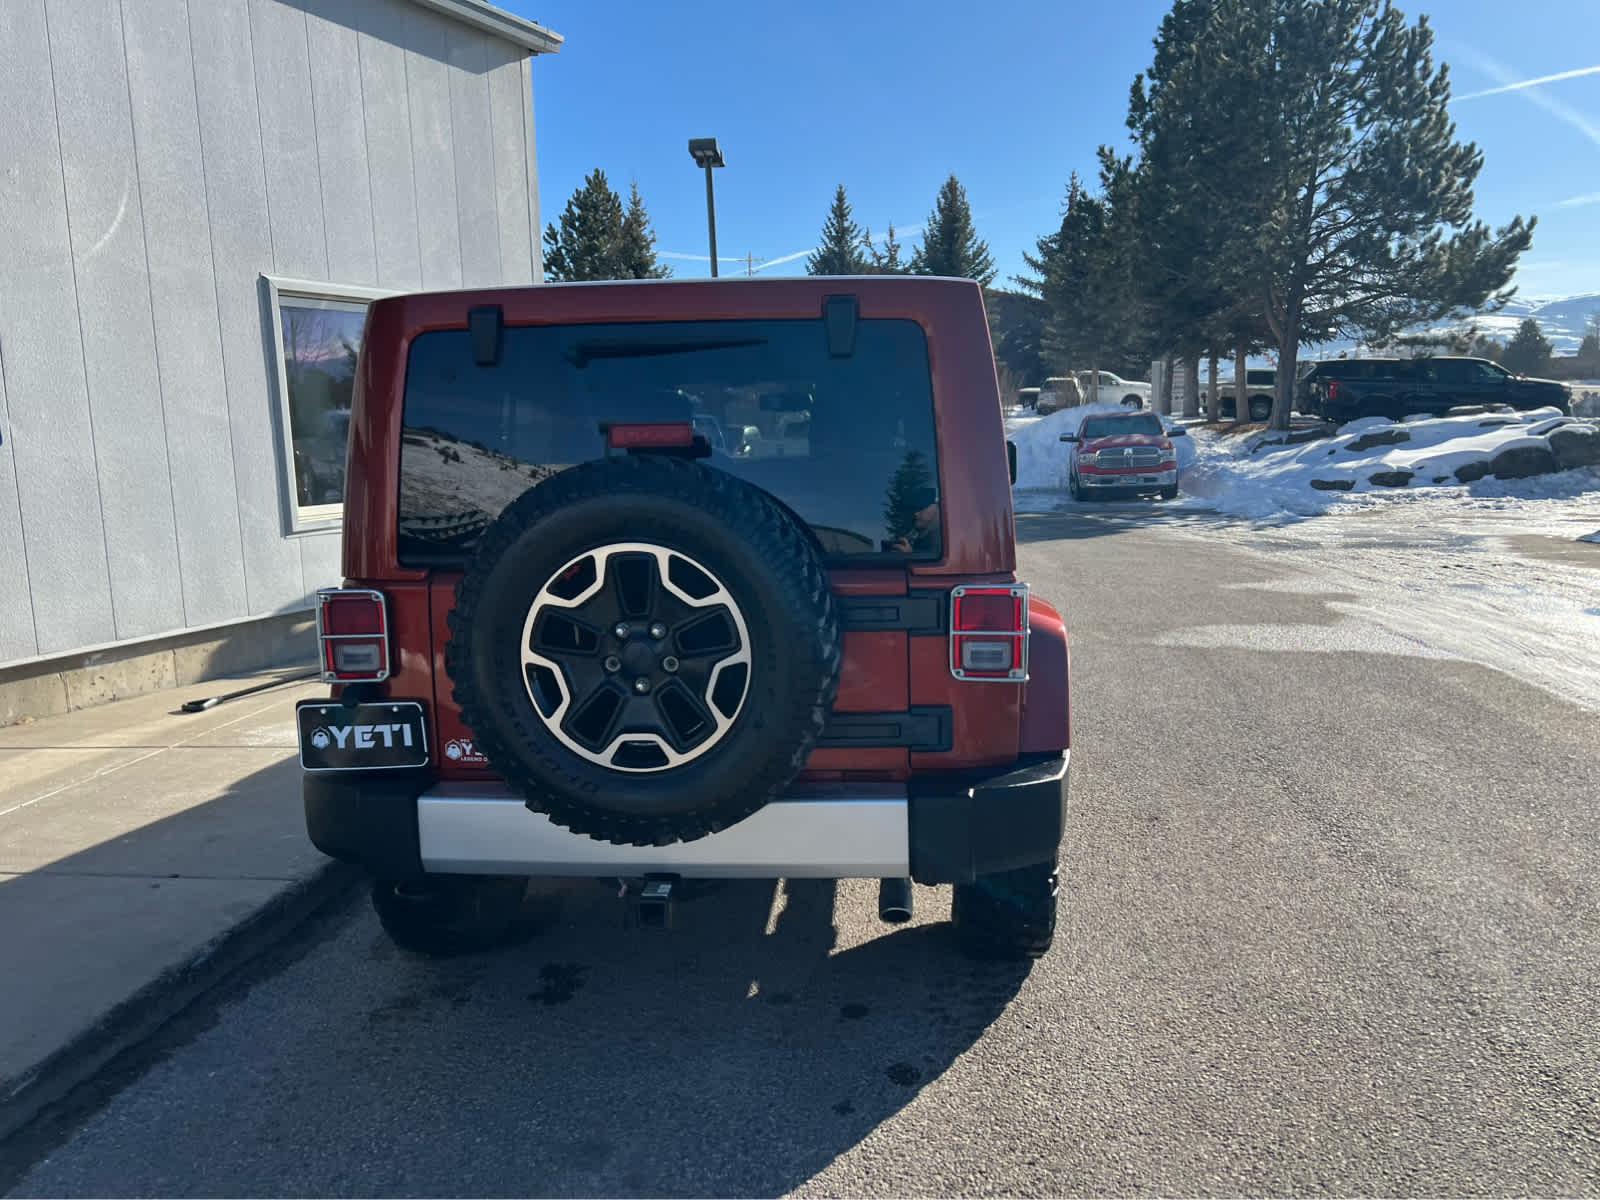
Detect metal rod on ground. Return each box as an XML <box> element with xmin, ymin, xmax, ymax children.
<box><xmin>180</xmin><ymin>670</ymin><xmax>320</xmax><ymax>713</ymax></box>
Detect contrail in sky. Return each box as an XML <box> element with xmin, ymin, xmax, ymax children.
<box><xmin>1454</xmin><ymin>63</ymin><xmax>1600</xmax><ymax>100</ymax></box>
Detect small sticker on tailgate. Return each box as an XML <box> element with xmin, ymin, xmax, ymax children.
<box><xmin>296</xmin><ymin>701</ymin><xmax>429</xmax><ymax>771</ymax></box>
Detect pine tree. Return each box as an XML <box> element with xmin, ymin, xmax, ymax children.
<box><xmin>616</xmin><ymin>180</ymin><xmax>671</xmax><ymax>279</ymax></box>
<box><xmin>1125</xmin><ymin>2</ymin><xmax>1272</xmax><ymax>394</ymax></box>
<box><xmin>882</xmin><ymin>450</ymin><xmax>935</xmax><ymax>544</ymax></box>
<box><xmin>1581</xmin><ymin>312</ymin><xmax>1600</xmax><ymax>370</ymax></box>
<box><xmin>807</xmin><ymin>185</ymin><xmax>871</xmax><ymax>275</ymax></box>
<box><xmin>1501</xmin><ymin>318</ymin><xmax>1552</xmax><ymax>376</ymax></box>
<box><xmin>542</xmin><ymin>169</ymin><xmax>625</xmax><ymax>282</ymax></box>
<box><xmin>865</xmin><ymin>223</ymin><xmax>907</xmax><ymax>274</ymax></box>
<box><xmin>1128</xmin><ymin>0</ymin><xmax>1533</xmax><ymax>429</ymax></box>
<box><xmin>1017</xmin><ymin>171</ymin><xmax>1141</xmax><ymax>373</ymax></box>
<box><xmin>1471</xmin><ymin>334</ymin><xmax>1505</xmax><ymax>362</ymax></box>
<box><xmin>910</xmin><ymin>176</ymin><xmax>996</xmax><ymax>285</ymax></box>
<box><xmin>984</xmin><ymin>287</ymin><xmax>1051</xmax><ymax>387</ymax></box>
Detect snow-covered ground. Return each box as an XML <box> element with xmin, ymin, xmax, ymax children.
<box><xmin>1170</xmin><ymin>503</ymin><xmax>1600</xmax><ymax>712</ymax></box>
<box><xmin>1007</xmin><ymin>406</ymin><xmax>1600</xmax><ymax>711</ymax></box>
<box><xmin>1007</xmin><ymin>406</ymin><xmax>1600</xmax><ymax>520</ymax></box>
<box><xmin>1176</xmin><ymin>410</ymin><xmax>1600</xmax><ymax>519</ymax></box>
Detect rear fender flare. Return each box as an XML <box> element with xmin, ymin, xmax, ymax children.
<box><xmin>1018</xmin><ymin>598</ymin><xmax>1069</xmax><ymax>754</ymax></box>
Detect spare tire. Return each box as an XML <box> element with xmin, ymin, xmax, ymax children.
<box><xmin>446</xmin><ymin>455</ymin><xmax>841</xmax><ymax>847</ymax></box>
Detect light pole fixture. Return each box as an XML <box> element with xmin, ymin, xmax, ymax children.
<box><xmin>688</xmin><ymin>137</ymin><xmax>725</xmax><ymax>277</ymax></box>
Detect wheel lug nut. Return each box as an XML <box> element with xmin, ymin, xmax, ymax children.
<box><xmin>614</xmin><ymin>623</ymin><xmax>630</xmax><ymax>640</ymax></box>
<box><xmin>649</xmin><ymin>623</ymin><xmax>667</xmax><ymax>639</ymax></box>
<box><xmin>662</xmin><ymin>656</ymin><xmax>679</xmax><ymax>673</ymax></box>
<box><xmin>633</xmin><ymin>678</ymin><xmax>652</xmax><ymax>694</ymax></box>
<box><xmin>603</xmin><ymin>655</ymin><xmax>621</xmax><ymax>673</ymax></box>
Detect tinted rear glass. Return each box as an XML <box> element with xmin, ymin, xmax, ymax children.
<box><xmin>397</xmin><ymin>318</ymin><xmax>942</xmax><ymax>564</ymax></box>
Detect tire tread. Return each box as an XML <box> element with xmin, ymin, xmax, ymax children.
<box><xmin>952</xmin><ymin>863</ymin><xmax>1059</xmax><ymax>961</ymax></box>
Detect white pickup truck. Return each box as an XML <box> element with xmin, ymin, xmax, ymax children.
<box><xmin>1075</xmin><ymin>371</ymin><xmax>1152</xmax><ymax>409</ymax></box>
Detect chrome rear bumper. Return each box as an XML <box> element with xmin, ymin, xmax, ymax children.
<box><xmin>419</xmin><ymin>782</ymin><xmax>910</xmax><ymax>878</ymax></box>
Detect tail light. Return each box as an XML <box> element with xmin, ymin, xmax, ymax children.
<box><xmin>1328</xmin><ymin>381</ymin><xmax>1341</xmax><ymax>403</ymax></box>
<box><xmin>316</xmin><ymin>588</ymin><xmax>390</xmax><ymax>682</ymax></box>
<box><xmin>950</xmin><ymin>585</ymin><xmax>1029</xmax><ymax>681</ymax></box>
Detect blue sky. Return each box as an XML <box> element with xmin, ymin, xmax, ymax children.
<box><xmin>513</xmin><ymin>0</ymin><xmax>1599</xmax><ymax>300</ymax></box>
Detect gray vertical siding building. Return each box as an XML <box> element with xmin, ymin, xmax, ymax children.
<box><xmin>0</xmin><ymin>0</ymin><xmax>561</xmax><ymax>720</ymax></box>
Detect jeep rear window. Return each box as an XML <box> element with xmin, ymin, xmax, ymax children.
<box><xmin>396</xmin><ymin>317</ymin><xmax>942</xmax><ymax>565</ymax></box>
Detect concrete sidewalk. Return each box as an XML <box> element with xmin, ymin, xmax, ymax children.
<box><xmin>0</xmin><ymin>669</ymin><xmax>345</xmax><ymax>1136</ymax></box>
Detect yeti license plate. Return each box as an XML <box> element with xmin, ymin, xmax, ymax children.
<box><xmin>297</xmin><ymin>701</ymin><xmax>429</xmax><ymax>771</ymax></box>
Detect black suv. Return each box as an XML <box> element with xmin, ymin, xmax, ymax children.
<box><xmin>1302</xmin><ymin>356</ymin><xmax>1571</xmax><ymax>422</ymax></box>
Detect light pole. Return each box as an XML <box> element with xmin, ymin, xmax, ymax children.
<box><xmin>688</xmin><ymin>138</ymin><xmax>725</xmax><ymax>277</ymax></box>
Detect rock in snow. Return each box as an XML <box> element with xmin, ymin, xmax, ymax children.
<box><xmin>1549</xmin><ymin>425</ymin><xmax>1600</xmax><ymax>470</ymax></box>
<box><xmin>1488</xmin><ymin>444</ymin><xmax>1559</xmax><ymax>479</ymax></box>
<box><xmin>1369</xmin><ymin>470</ymin><xmax>1415</xmax><ymax>488</ymax></box>
<box><xmin>1347</xmin><ymin>428</ymin><xmax>1413</xmax><ymax>453</ymax></box>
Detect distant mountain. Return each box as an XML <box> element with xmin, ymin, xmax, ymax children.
<box><xmin>1480</xmin><ymin>293</ymin><xmax>1600</xmax><ymax>353</ymax></box>
<box><xmin>1302</xmin><ymin>292</ymin><xmax>1600</xmax><ymax>360</ymax></box>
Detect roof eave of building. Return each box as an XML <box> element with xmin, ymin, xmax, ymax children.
<box><xmin>405</xmin><ymin>0</ymin><xmax>563</xmax><ymax>54</ymax></box>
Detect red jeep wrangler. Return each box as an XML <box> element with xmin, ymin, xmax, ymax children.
<box><xmin>297</xmin><ymin>277</ymin><xmax>1071</xmax><ymax>961</ymax></box>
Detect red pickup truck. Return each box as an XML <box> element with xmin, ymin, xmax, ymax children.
<box><xmin>1062</xmin><ymin>411</ymin><xmax>1182</xmax><ymax>500</ymax></box>
<box><xmin>296</xmin><ymin>277</ymin><xmax>1072</xmax><ymax>963</ymax></box>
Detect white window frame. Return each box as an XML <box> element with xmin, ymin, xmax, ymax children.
<box><xmin>265</xmin><ymin>275</ymin><xmax>399</xmax><ymax>534</ymax></box>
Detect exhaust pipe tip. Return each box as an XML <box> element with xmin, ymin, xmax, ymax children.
<box><xmin>878</xmin><ymin>877</ymin><xmax>914</xmax><ymax>924</ymax></box>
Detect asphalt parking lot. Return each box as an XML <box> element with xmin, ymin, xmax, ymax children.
<box><xmin>7</xmin><ymin>510</ymin><xmax>1600</xmax><ymax>1197</ymax></box>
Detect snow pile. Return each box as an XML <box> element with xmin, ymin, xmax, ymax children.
<box><xmin>1172</xmin><ymin>408</ymin><xmax>1600</xmax><ymax>518</ymax></box>
<box><xmin>1006</xmin><ymin>404</ymin><xmax>1199</xmax><ymax>490</ymax></box>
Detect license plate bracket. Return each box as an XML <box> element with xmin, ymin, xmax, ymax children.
<box><xmin>297</xmin><ymin>701</ymin><xmax>429</xmax><ymax>772</ymax></box>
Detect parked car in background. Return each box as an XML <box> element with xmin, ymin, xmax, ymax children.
<box><xmin>1212</xmin><ymin>369</ymin><xmax>1277</xmax><ymax>421</ymax></box>
<box><xmin>1017</xmin><ymin>386</ymin><xmax>1041</xmax><ymax>411</ymax></box>
<box><xmin>1075</xmin><ymin>371</ymin><xmax>1151</xmax><ymax>409</ymax></box>
<box><xmin>1304</xmin><ymin>356</ymin><xmax>1572</xmax><ymax>422</ymax></box>
<box><xmin>1061</xmin><ymin>410</ymin><xmax>1180</xmax><ymax>500</ymax></box>
<box><xmin>1036</xmin><ymin>375</ymin><xmax>1083</xmax><ymax>415</ymax></box>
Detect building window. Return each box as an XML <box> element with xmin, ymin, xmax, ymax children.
<box><xmin>265</xmin><ymin>276</ymin><xmax>395</xmax><ymax>532</ymax></box>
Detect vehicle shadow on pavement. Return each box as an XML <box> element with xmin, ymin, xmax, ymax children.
<box><xmin>325</xmin><ymin>874</ymin><xmax>1037</xmax><ymax>1198</ymax></box>
<box><xmin>4</xmin><ymin>819</ymin><xmax>1037</xmax><ymax>1198</ymax></box>
<box><xmin>1014</xmin><ymin>507</ymin><xmax>1255</xmax><ymax>543</ymax></box>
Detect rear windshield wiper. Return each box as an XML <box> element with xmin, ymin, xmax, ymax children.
<box><xmin>564</xmin><ymin>335</ymin><xmax>767</xmax><ymax>368</ymax></box>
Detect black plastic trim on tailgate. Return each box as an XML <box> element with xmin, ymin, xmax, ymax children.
<box><xmin>819</xmin><ymin>706</ymin><xmax>952</xmax><ymax>752</ymax></box>
<box><xmin>836</xmin><ymin>591</ymin><xmax>947</xmax><ymax>635</ymax></box>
